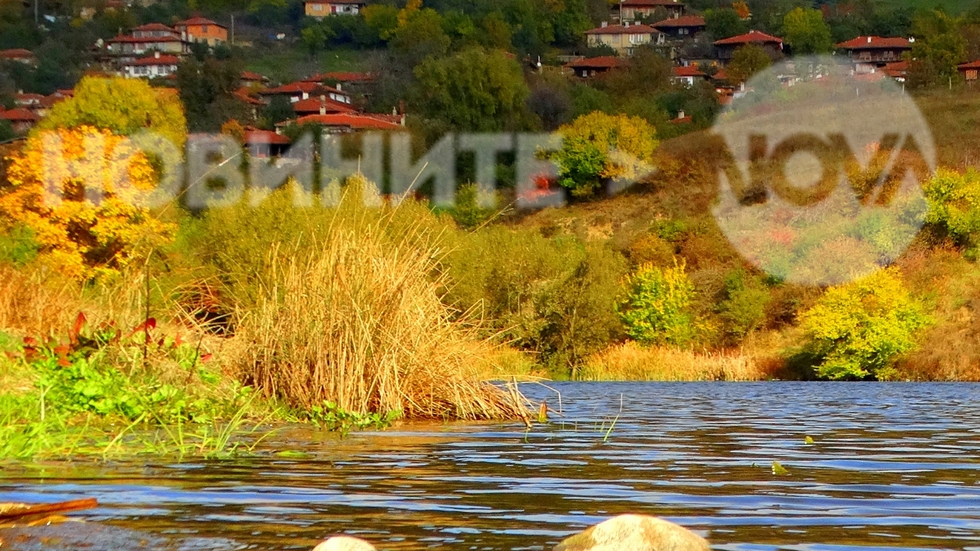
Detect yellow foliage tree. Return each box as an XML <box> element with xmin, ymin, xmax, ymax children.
<box><xmin>37</xmin><ymin>76</ymin><xmax>187</xmax><ymax>150</ymax></box>
<box><xmin>551</xmin><ymin>111</ymin><xmax>658</xmax><ymax>197</ymax></box>
<box><xmin>0</xmin><ymin>126</ymin><xmax>175</xmax><ymax>279</ymax></box>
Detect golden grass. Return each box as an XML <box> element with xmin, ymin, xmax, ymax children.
<box><xmin>0</xmin><ymin>263</ymin><xmax>83</xmax><ymax>338</ymax></box>
<box><xmin>579</xmin><ymin>341</ymin><xmax>772</xmax><ymax>381</ymax></box>
<box><xmin>231</xmin><ymin>180</ymin><xmax>527</xmax><ymax>420</ymax></box>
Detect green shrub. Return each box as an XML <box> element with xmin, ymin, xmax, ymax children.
<box><xmin>0</xmin><ymin>224</ymin><xmax>40</xmax><ymax>267</ymax></box>
<box><xmin>717</xmin><ymin>270</ymin><xmax>771</xmax><ymax>342</ymax></box>
<box><xmin>799</xmin><ymin>269</ymin><xmax>930</xmax><ymax>380</ymax></box>
<box><xmin>617</xmin><ymin>260</ymin><xmax>698</xmax><ymax>346</ymax></box>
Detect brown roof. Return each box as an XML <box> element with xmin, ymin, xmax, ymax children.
<box><xmin>585</xmin><ymin>23</ymin><xmax>658</xmax><ymax>35</ymax></box>
<box><xmin>234</xmin><ymin>88</ymin><xmax>267</xmax><ymax>106</ymax></box>
<box><xmin>652</xmin><ymin>15</ymin><xmax>705</xmax><ymax>28</ymax></box>
<box><xmin>958</xmin><ymin>60</ymin><xmax>980</xmax><ymax>70</ymax></box>
<box><xmin>0</xmin><ymin>108</ymin><xmax>40</xmax><ymax>122</ymax></box>
<box><xmin>836</xmin><ymin>36</ymin><xmax>911</xmax><ymax>50</ymax></box>
<box><xmin>621</xmin><ymin>0</ymin><xmax>684</xmax><ymax>6</ymax></box>
<box><xmin>884</xmin><ymin>60</ymin><xmax>909</xmax><ymax>77</ymax></box>
<box><xmin>714</xmin><ymin>30</ymin><xmax>783</xmax><ymax>46</ymax></box>
<box><xmin>176</xmin><ymin>16</ymin><xmax>225</xmax><ymax>28</ymax></box>
<box><xmin>0</xmin><ymin>48</ymin><xmax>35</xmax><ymax>60</ymax></box>
<box><xmin>244</xmin><ymin>130</ymin><xmax>291</xmax><ymax>145</ymax></box>
<box><xmin>564</xmin><ymin>56</ymin><xmax>624</xmax><ymax>69</ymax></box>
<box><xmin>133</xmin><ymin>23</ymin><xmax>177</xmax><ymax>32</ymax></box>
<box><xmin>107</xmin><ymin>34</ymin><xmax>184</xmax><ymax>43</ymax></box>
<box><xmin>292</xmin><ymin>96</ymin><xmax>357</xmax><ymax>114</ymax></box>
<box><xmin>293</xmin><ymin>113</ymin><xmax>403</xmax><ymax>130</ymax></box>
<box><xmin>125</xmin><ymin>54</ymin><xmax>180</xmax><ymax>66</ymax></box>
<box><xmin>304</xmin><ymin>0</ymin><xmax>365</xmax><ymax>4</ymax></box>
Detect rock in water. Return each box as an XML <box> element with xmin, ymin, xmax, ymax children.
<box><xmin>554</xmin><ymin>514</ymin><xmax>710</xmax><ymax>551</ymax></box>
<box><xmin>312</xmin><ymin>536</ymin><xmax>378</xmax><ymax>551</ymax></box>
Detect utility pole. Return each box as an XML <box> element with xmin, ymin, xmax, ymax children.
<box><xmin>34</xmin><ymin>0</ymin><xmax>39</xmax><ymax>25</ymax></box>
<box><xmin>231</xmin><ymin>14</ymin><xmax>235</xmax><ymax>44</ymax></box>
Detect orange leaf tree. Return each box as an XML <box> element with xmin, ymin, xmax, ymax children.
<box><xmin>0</xmin><ymin>126</ymin><xmax>175</xmax><ymax>279</ymax></box>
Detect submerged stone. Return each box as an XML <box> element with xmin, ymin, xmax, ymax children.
<box><xmin>554</xmin><ymin>514</ymin><xmax>709</xmax><ymax>551</ymax></box>
<box><xmin>312</xmin><ymin>536</ymin><xmax>378</xmax><ymax>551</ymax></box>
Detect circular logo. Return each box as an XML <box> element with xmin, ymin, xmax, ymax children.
<box><xmin>711</xmin><ymin>55</ymin><xmax>935</xmax><ymax>286</ymax></box>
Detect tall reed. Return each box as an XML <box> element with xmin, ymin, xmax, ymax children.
<box><xmin>231</xmin><ymin>177</ymin><xmax>526</xmax><ymax>420</ymax></box>
<box><xmin>579</xmin><ymin>341</ymin><xmax>768</xmax><ymax>381</ymax></box>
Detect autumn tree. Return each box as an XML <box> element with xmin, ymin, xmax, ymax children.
<box><xmin>411</xmin><ymin>47</ymin><xmax>530</xmax><ymax>131</ymax></box>
<box><xmin>783</xmin><ymin>7</ymin><xmax>833</xmax><ymax>55</ymax></box>
<box><xmin>0</xmin><ymin>126</ymin><xmax>175</xmax><ymax>279</ymax></box>
<box><xmin>38</xmin><ymin>76</ymin><xmax>187</xmax><ymax>149</ymax></box>
<box><xmin>551</xmin><ymin>111</ymin><xmax>658</xmax><ymax>198</ymax></box>
<box><xmin>726</xmin><ymin>43</ymin><xmax>773</xmax><ymax>84</ymax></box>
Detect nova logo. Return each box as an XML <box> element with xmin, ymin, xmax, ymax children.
<box><xmin>712</xmin><ymin>56</ymin><xmax>936</xmax><ymax>287</ymax></box>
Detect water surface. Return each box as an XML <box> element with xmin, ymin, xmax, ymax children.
<box><xmin>2</xmin><ymin>382</ymin><xmax>980</xmax><ymax>550</ymax></box>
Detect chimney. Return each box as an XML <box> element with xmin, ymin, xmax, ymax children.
<box><xmin>677</xmin><ymin>110</ymin><xmax>685</xmax><ymax>120</ymax></box>
<box><xmin>867</xmin><ymin>36</ymin><xmax>872</xmax><ymax>44</ymax></box>
<box><xmin>601</xmin><ymin>21</ymin><xmax>608</xmax><ymax>28</ymax></box>
<box><xmin>154</xmin><ymin>50</ymin><xmax>160</xmax><ymax>58</ymax></box>
<box><xmin>336</xmin><ymin>83</ymin><xmax>342</xmax><ymax>91</ymax></box>
<box><xmin>319</xmin><ymin>94</ymin><xmax>326</xmax><ymax>116</ymax></box>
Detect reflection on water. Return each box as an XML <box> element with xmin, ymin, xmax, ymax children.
<box><xmin>2</xmin><ymin>382</ymin><xmax>980</xmax><ymax>551</ymax></box>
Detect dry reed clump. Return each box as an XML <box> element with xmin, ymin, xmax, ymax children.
<box><xmin>0</xmin><ymin>263</ymin><xmax>83</xmax><ymax>337</ymax></box>
<box><xmin>579</xmin><ymin>341</ymin><xmax>769</xmax><ymax>381</ymax></box>
<box><xmin>231</xmin><ymin>201</ymin><xmax>526</xmax><ymax>420</ymax></box>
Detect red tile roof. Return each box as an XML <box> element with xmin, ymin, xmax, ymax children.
<box><xmin>672</xmin><ymin>65</ymin><xmax>705</xmax><ymax>77</ymax></box>
<box><xmin>293</xmin><ymin>113</ymin><xmax>403</xmax><ymax>130</ymax></box>
<box><xmin>958</xmin><ymin>60</ymin><xmax>980</xmax><ymax>70</ymax></box>
<box><xmin>884</xmin><ymin>60</ymin><xmax>908</xmax><ymax>77</ymax></box>
<box><xmin>0</xmin><ymin>48</ymin><xmax>35</xmax><ymax>60</ymax></box>
<box><xmin>176</xmin><ymin>16</ymin><xmax>225</xmax><ymax>28</ymax></box>
<box><xmin>259</xmin><ymin>81</ymin><xmax>344</xmax><ymax>95</ymax></box>
<box><xmin>564</xmin><ymin>56</ymin><xmax>624</xmax><ymax>69</ymax></box>
<box><xmin>302</xmin><ymin>71</ymin><xmax>375</xmax><ymax>83</ymax></box>
<box><xmin>670</xmin><ymin>115</ymin><xmax>693</xmax><ymax>124</ymax></box>
<box><xmin>652</xmin><ymin>15</ymin><xmax>705</xmax><ymax>28</ymax></box>
<box><xmin>234</xmin><ymin>88</ymin><xmax>267</xmax><ymax>106</ymax></box>
<box><xmin>585</xmin><ymin>23</ymin><xmax>658</xmax><ymax>35</ymax></box>
<box><xmin>241</xmin><ymin>71</ymin><xmax>268</xmax><ymax>82</ymax></box>
<box><xmin>714</xmin><ymin>30</ymin><xmax>783</xmax><ymax>46</ymax></box>
<box><xmin>292</xmin><ymin>96</ymin><xmax>357</xmax><ymax>114</ymax></box>
<box><xmin>0</xmin><ymin>108</ymin><xmax>40</xmax><ymax>122</ymax></box>
<box><xmin>125</xmin><ymin>54</ymin><xmax>180</xmax><ymax>66</ymax></box>
<box><xmin>836</xmin><ymin>36</ymin><xmax>911</xmax><ymax>50</ymax></box>
<box><xmin>245</xmin><ymin>130</ymin><xmax>291</xmax><ymax>145</ymax></box>
<box><xmin>305</xmin><ymin>0</ymin><xmax>365</xmax><ymax>4</ymax></box>
<box><xmin>713</xmin><ymin>68</ymin><xmax>729</xmax><ymax>81</ymax></box>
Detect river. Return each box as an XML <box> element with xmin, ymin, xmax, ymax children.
<box><xmin>2</xmin><ymin>382</ymin><xmax>979</xmax><ymax>550</ymax></box>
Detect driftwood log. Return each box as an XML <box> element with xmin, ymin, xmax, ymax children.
<box><xmin>0</xmin><ymin>498</ymin><xmax>98</xmax><ymax>521</ymax></box>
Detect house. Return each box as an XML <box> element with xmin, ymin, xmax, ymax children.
<box><xmin>669</xmin><ymin>110</ymin><xmax>692</xmax><ymax>124</ymax></box>
<box><xmin>0</xmin><ymin>108</ymin><xmax>40</xmax><ymax>133</ymax></box>
<box><xmin>304</xmin><ymin>0</ymin><xmax>366</xmax><ymax>18</ymax></box>
<box><xmin>672</xmin><ymin>65</ymin><xmax>708</xmax><ymax>86</ymax></box>
<box><xmin>259</xmin><ymin>81</ymin><xmax>352</xmax><ymax>104</ymax></box>
<box><xmin>0</xmin><ymin>49</ymin><xmax>36</xmax><ymax>66</ymax></box>
<box><xmin>105</xmin><ymin>34</ymin><xmax>189</xmax><ymax>57</ymax></box>
<box><xmin>244</xmin><ymin>129</ymin><xmax>291</xmax><ymax>158</ymax></box>
<box><xmin>958</xmin><ymin>60</ymin><xmax>980</xmax><ymax>84</ymax></box>
<box><xmin>283</xmin><ymin>113</ymin><xmax>404</xmax><ymax>133</ymax></box>
<box><xmin>836</xmin><ymin>36</ymin><xmax>911</xmax><ymax>73</ymax></box>
<box><xmin>292</xmin><ymin>95</ymin><xmax>358</xmax><ymax>116</ymax></box>
<box><xmin>175</xmin><ymin>17</ymin><xmax>228</xmax><ymax>46</ymax></box>
<box><xmin>714</xmin><ymin>30</ymin><xmax>783</xmax><ymax>62</ymax></box>
<box><xmin>123</xmin><ymin>52</ymin><xmax>179</xmax><ymax>79</ymax></box>
<box><xmin>14</xmin><ymin>92</ymin><xmax>45</xmax><ymax>107</ymax></box>
<box><xmin>564</xmin><ymin>56</ymin><xmax>624</xmax><ymax>78</ymax></box>
<box><xmin>585</xmin><ymin>22</ymin><xmax>664</xmax><ymax>56</ymax></box>
<box><xmin>883</xmin><ymin>60</ymin><xmax>908</xmax><ymax>82</ymax></box>
<box><xmin>652</xmin><ymin>15</ymin><xmax>705</xmax><ymax>38</ymax></box>
<box><xmin>618</xmin><ymin>0</ymin><xmax>685</xmax><ymax>22</ymax></box>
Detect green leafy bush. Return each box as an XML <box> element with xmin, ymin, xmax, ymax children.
<box><xmin>799</xmin><ymin>269</ymin><xmax>930</xmax><ymax>380</ymax></box>
<box><xmin>617</xmin><ymin>260</ymin><xmax>698</xmax><ymax>346</ymax></box>
<box><xmin>717</xmin><ymin>270</ymin><xmax>771</xmax><ymax>342</ymax></box>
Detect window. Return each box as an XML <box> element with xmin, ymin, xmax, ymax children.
<box><xmin>679</xmin><ymin>28</ymin><xmax>688</xmax><ymax>35</ymax></box>
<box><xmin>969</xmin><ymin>70</ymin><xmax>978</xmax><ymax>80</ymax></box>
<box><xmin>313</xmin><ymin>4</ymin><xmax>322</xmax><ymax>10</ymax></box>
